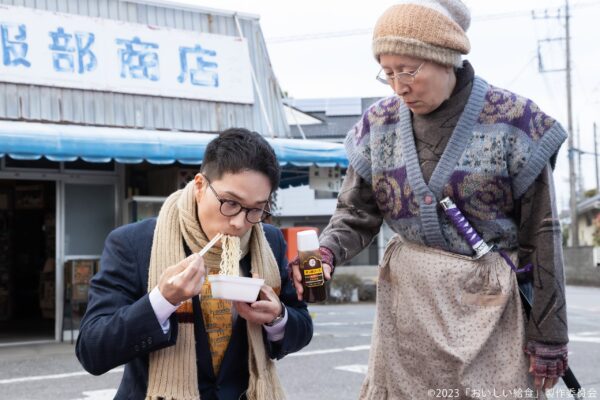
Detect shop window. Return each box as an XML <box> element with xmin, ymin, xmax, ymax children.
<box><xmin>3</xmin><ymin>157</ymin><xmax>114</xmax><ymax>172</ymax></box>
<box><xmin>63</xmin><ymin>159</ymin><xmax>115</xmax><ymax>171</ymax></box>
<box><xmin>4</xmin><ymin>157</ymin><xmax>60</xmax><ymax>170</ymax></box>
<box><xmin>64</xmin><ymin>259</ymin><xmax>98</xmax><ymax>335</ymax></box>
<box><xmin>126</xmin><ymin>164</ymin><xmax>196</xmax><ymax>197</ymax></box>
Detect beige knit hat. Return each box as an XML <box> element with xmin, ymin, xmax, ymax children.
<box><xmin>372</xmin><ymin>0</ymin><xmax>471</xmax><ymax>67</ymax></box>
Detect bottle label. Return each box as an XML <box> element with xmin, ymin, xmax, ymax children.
<box><xmin>302</xmin><ymin>256</ymin><xmax>324</xmax><ymax>288</ymax></box>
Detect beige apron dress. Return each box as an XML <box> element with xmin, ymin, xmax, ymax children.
<box><xmin>360</xmin><ymin>236</ymin><xmax>543</xmax><ymax>400</ymax></box>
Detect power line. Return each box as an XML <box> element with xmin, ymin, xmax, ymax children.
<box><xmin>503</xmin><ymin>54</ymin><xmax>537</xmax><ymax>87</ymax></box>
<box><xmin>266</xmin><ymin>1</ymin><xmax>600</xmax><ymax>44</ymax></box>
<box><xmin>268</xmin><ymin>28</ymin><xmax>371</xmax><ymax>44</ymax></box>
<box><xmin>540</xmin><ymin>72</ymin><xmax>559</xmax><ymax>109</ymax></box>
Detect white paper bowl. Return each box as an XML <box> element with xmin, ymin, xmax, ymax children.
<box><xmin>207</xmin><ymin>275</ymin><xmax>265</xmax><ymax>302</ymax></box>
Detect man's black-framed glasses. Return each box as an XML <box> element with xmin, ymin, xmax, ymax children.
<box><xmin>204</xmin><ymin>176</ymin><xmax>272</xmax><ymax>224</ymax></box>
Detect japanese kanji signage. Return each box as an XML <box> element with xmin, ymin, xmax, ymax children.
<box><xmin>0</xmin><ymin>5</ymin><xmax>255</xmax><ymax>104</ymax></box>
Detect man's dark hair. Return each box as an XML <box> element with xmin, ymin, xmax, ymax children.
<box><xmin>201</xmin><ymin>128</ymin><xmax>280</xmax><ymax>191</ymax></box>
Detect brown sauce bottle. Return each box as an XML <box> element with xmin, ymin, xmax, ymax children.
<box><xmin>297</xmin><ymin>230</ymin><xmax>327</xmax><ymax>303</ymax></box>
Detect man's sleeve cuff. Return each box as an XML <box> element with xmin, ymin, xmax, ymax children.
<box><xmin>149</xmin><ymin>287</ymin><xmax>179</xmax><ymax>334</ymax></box>
<box><xmin>263</xmin><ymin>306</ymin><xmax>288</xmax><ymax>342</ymax></box>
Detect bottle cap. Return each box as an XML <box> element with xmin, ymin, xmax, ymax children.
<box><xmin>297</xmin><ymin>230</ymin><xmax>319</xmax><ymax>252</ymax></box>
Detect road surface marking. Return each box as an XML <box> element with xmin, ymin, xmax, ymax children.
<box><xmin>0</xmin><ymin>368</ymin><xmax>124</xmax><ymax>385</ymax></box>
<box><xmin>0</xmin><ymin>340</ymin><xmax>56</xmax><ymax>348</ymax></box>
<box><xmin>322</xmin><ymin>311</ymin><xmax>359</xmax><ymax>315</ymax></box>
<box><xmin>314</xmin><ymin>321</ymin><xmax>373</xmax><ymax>326</ymax></box>
<box><xmin>571</xmin><ymin>331</ymin><xmax>600</xmax><ymax>336</ymax></box>
<box><xmin>71</xmin><ymin>389</ymin><xmax>118</xmax><ymax>400</ymax></box>
<box><xmin>569</xmin><ymin>334</ymin><xmax>600</xmax><ymax>344</ymax></box>
<box><xmin>289</xmin><ymin>344</ymin><xmax>370</xmax><ymax>357</ymax></box>
<box><xmin>1</xmin><ymin>345</ymin><xmax>371</xmax><ymax>384</ymax></box>
<box><xmin>335</xmin><ymin>364</ymin><xmax>368</xmax><ymax>374</ymax></box>
<box><xmin>569</xmin><ymin>305</ymin><xmax>600</xmax><ymax>313</ymax></box>
<box><xmin>314</xmin><ymin>332</ymin><xmax>371</xmax><ymax>338</ymax></box>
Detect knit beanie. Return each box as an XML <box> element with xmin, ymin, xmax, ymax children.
<box><xmin>372</xmin><ymin>0</ymin><xmax>471</xmax><ymax>67</ymax></box>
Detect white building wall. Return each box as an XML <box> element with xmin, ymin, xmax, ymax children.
<box><xmin>578</xmin><ymin>213</ymin><xmax>597</xmax><ymax>246</ymax></box>
<box><xmin>274</xmin><ymin>185</ymin><xmax>337</xmax><ymax>217</ymax></box>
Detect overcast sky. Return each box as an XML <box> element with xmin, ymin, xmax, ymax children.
<box><xmin>167</xmin><ymin>0</ymin><xmax>600</xmax><ymax>210</ymax></box>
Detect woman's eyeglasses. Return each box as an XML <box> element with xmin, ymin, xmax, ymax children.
<box><xmin>376</xmin><ymin>62</ymin><xmax>425</xmax><ymax>86</ymax></box>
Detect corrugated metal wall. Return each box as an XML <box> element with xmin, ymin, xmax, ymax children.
<box><xmin>0</xmin><ymin>0</ymin><xmax>290</xmax><ymax>137</ymax></box>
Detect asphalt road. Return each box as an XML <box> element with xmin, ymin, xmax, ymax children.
<box><xmin>0</xmin><ymin>286</ymin><xmax>598</xmax><ymax>400</ymax></box>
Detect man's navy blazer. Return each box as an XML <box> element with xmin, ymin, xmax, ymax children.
<box><xmin>76</xmin><ymin>218</ymin><xmax>313</xmax><ymax>400</ymax></box>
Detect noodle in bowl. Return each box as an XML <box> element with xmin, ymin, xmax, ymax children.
<box><xmin>208</xmin><ymin>234</ymin><xmax>264</xmax><ymax>302</ymax></box>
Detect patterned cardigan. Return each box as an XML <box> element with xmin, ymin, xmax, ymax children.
<box><xmin>320</xmin><ymin>76</ymin><xmax>569</xmax><ymax>344</ymax></box>
<box><xmin>345</xmin><ymin>77</ymin><xmax>567</xmax><ymax>256</ymax></box>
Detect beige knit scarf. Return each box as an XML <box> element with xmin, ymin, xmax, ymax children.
<box><xmin>145</xmin><ymin>181</ymin><xmax>286</xmax><ymax>400</ymax></box>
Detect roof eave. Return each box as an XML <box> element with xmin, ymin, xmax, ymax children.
<box><xmin>118</xmin><ymin>0</ymin><xmax>261</xmax><ymax>20</ymax></box>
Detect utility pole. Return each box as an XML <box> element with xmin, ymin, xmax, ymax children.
<box><xmin>577</xmin><ymin>123</ymin><xmax>584</xmax><ymax>197</ymax></box>
<box><xmin>594</xmin><ymin>122</ymin><xmax>600</xmax><ymax>195</ymax></box>
<box><xmin>565</xmin><ymin>0</ymin><xmax>577</xmax><ymax>246</ymax></box>
<box><xmin>533</xmin><ymin>0</ymin><xmax>577</xmax><ymax>245</ymax></box>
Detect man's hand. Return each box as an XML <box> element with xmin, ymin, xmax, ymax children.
<box><xmin>157</xmin><ymin>254</ymin><xmax>205</xmax><ymax>305</ymax></box>
<box><xmin>235</xmin><ymin>284</ymin><xmax>283</xmax><ymax>325</ymax></box>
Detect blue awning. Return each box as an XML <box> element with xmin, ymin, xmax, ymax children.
<box><xmin>0</xmin><ymin>121</ymin><xmax>348</xmax><ymax>167</ymax></box>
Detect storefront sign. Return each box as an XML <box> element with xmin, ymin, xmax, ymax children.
<box><xmin>0</xmin><ymin>5</ymin><xmax>254</xmax><ymax>103</ymax></box>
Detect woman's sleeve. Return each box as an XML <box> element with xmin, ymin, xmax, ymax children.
<box><xmin>516</xmin><ymin>163</ymin><xmax>568</xmax><ymax>344</ymax></box>
<box><xmin>319</xmin><ymin>166</ymin><xmax>384</xmax><ymax>266</ymax></box>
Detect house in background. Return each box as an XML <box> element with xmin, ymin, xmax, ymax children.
<box><xmin>560</xmin><ymin>194</ymin><xmax>600</xmax><ymax>286</ymax></box>
<box><xmin>285</xmin><ymin>97</ymin><xmax>382</xmax><ymax>142</ymax></box>
<box><xmin>576</xmin><ymin>194</ymin><xmax>600</xmax><ymax>246</ymax></box>
<box><xmin>275</xmin><ymin>96</ymin><xmax>391</xmax><ymax>268</ymax></box>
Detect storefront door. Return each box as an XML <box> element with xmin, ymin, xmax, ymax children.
<box><xmin>0</xmin><ymin>180</ymin><xmax>56</xmax><ymax>344</ymax></box>
<box><xmin>57</xmin><ymin>181</ymin><xmax>118</xmax><ymax>341</ymax></box>
<box><xmin>0</xmin><ymin>161</ymin><xmax>122</xmax><ymax>344</ymax></box>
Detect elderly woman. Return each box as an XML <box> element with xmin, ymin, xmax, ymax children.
<box><xmin>290</xmin><ymin>0</ymin><xmax>569</xmax><ymax>398</ymax></box>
